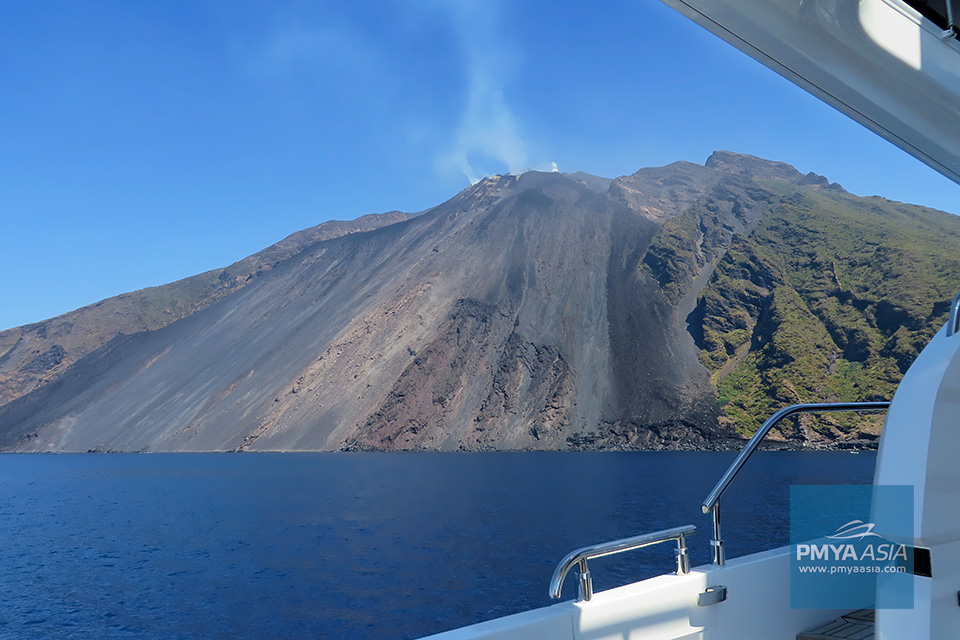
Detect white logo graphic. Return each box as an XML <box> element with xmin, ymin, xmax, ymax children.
<box><xmin>826</xmin><ymin>520</ymin><xmax>883</xmax><ymax>541</ymax></box>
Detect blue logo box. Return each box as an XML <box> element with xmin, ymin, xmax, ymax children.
<box><xmin>790</xmin><ymin>484</ymin><xmax>914</xmax><ymax>609</ymax></box>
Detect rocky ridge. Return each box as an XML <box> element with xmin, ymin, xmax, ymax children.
<box><xmin>2</xmin><ymin>152</ymin><xmax>958</xmax><ymax>452</ymax></box>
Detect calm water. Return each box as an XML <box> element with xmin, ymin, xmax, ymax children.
<box><xmin>0</xmin><ymin>451</ymin><xmax>875</xmax><ymax>639</ymax></box>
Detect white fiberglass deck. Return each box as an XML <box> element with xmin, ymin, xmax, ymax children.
<box><xmin>423</xmin><ymin>546</ymin><xmax>848</xmax><ymax>640</ymax></box>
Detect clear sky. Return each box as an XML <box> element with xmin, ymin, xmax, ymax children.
<box><xmin>3</xmin><ymin>0</ymin><xmax>959</xmax><ymax>331</ymax></box>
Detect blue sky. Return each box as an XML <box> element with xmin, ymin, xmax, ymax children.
<box><xmin>2</xmin><ymin>0</ymin><xmax>958</xmax><ymax>331</ymax></box>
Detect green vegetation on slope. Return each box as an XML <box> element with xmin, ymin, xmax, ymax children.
<box><xmin>641</xmin><ymin>175</ymin><xmax>775</xmax><ymax>305</ymax></box>
<box><xmin>697</xmin><ymin>186</ymin><xmax>960</xmax><ymax>442</ymax></box>
<box><xmin>642</xmin><ymin>211</ymin><xmax>704</xmax><ymax>305</ymax></box>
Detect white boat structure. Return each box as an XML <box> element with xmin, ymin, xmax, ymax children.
<box><xmin>423</xmin><ymin>0</ymin><xmax>960</xmax><ymax>638</ymax></box>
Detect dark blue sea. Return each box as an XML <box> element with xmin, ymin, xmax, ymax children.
<box><xmin>0</xmin><ymin>451</ymin><xmax>875</xmax><ymax>639</ymax></box>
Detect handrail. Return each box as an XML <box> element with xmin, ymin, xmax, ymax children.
<box><xmin>549</xmin><ymin>524</ymin><xmax>696</xmax><ymax>602</ymax></box>
<box><xmin>948</xmin><ymin>289</ymin><xmax>960</xmax><ymax>337</ymax></box>
<box><xmin>702</xmin><ymin>401</ymin><xmax>890</xmax><ymax>565</ymax></box>
<box><xmin>701</xmin><ymin>401</ymin><xmax>891</xmax><ymax>513</ymax></box>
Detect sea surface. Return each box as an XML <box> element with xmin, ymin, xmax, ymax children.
<box><xmin>0</xmin><ymin>451</ymin><xmax>875</xmax><ymax>639</ymax></box>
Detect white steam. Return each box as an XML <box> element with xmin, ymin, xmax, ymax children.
<box><xmin>438</xmin><ymin>1</ymin><xmax>529</xmax><ymax>184</ymax></box>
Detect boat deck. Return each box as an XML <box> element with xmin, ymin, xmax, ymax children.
<box><xmin>797</xmin><ymin>610</ymin><xmax>875</xmax><ymax>640</ymax></box>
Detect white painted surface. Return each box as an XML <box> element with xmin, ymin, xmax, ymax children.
<box><xmin>875</xmin><ymin>326</ymin><xmax>960</xmax><ymax>544</ymax></box>
<box><xmin>422</xmin><ymin>547</ymin><xmax>849</xmax><ymax>640</ymax></box>
<box><xmin>704</xmin><ymin>547</ymin><xmax>845</xmax><ymax>640</ymax></box>
<box><xmin>421</xmin><ymin>601</ymin><xmax>578</xmax><ymax>640</ymax></box>
<box><xmin>422</xmin><ymin>571</ymin><xmax>706</xmax><ymax>640</ymax></box>
<box><xmin>876</xmin><ymin>575</ymin><xmax>932</xmax><ymax>640</ymax></box>
<box><xmin>874</xmin><ymin>326</ymin><xmax>960</xmax><ymax>639</ymax></box>
<box><xmin>859</xmin><ymin>0</ymin><xmax>922</xmax><ymax>70</ymax></box>
<box><xmin>574</xmin><ymin>571</ymin><xmax>706</xmax><ymax>640</ymax></box>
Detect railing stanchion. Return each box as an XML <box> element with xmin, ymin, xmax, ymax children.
<box><xmin>711</xmin><ymin>503</ymin><xmax>724</xmax><ymax>566</ymax></box>
<box><xmin>676</xmin><ymin>533</ymin><xmax>691</xmax><ymax>574</ymax></box>
<box><xmin>576</xmin><ymin>558</ymin><xmax>593</xmax><ymax>602</ymax></box>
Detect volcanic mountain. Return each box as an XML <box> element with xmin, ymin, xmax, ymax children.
<box><xmin>2</xmin><ymin>152</ymin><xmax>959</xmax><ymax>452</ymax></box>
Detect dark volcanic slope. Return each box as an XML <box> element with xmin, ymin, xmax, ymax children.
<box><xmin>3</xmin><ymin>151</ymin><xmax>959</xmax><ymax>452</ymax></box>
<box><xmin>0</xmin><ymin>211</ymin><xmax>410</xmax><ymax>409</ymax></box>
<box><xmin>0</xmin><ymin>168</ymin><xmax>731</xmax><ymax>452</ymax></box>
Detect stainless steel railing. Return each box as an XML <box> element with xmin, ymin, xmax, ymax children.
<box><xmin>549</xmin><ymin>525</ymin><xmax>696</xmax><ymax>602</ymax></box>
<box><xmin>948</xmin><ymin>289</ymin><xmax>960</xmax><ymax>337</ymax></box>
<box><xmin>701</xmin><ymin>401</ymin><xmax>890</xmax><ymax>565</ymax></box>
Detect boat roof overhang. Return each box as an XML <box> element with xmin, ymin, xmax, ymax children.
<box><xmin>659</xmin><ymin>0</ymin><xmax>960</xmax><ymax>186</ymax></box>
